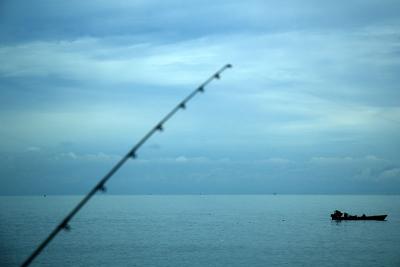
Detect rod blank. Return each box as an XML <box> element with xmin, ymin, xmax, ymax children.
<box><xmin>21</xmin><ymin>64</ymin><xmax>232</xmax><ymax>267</ymax></box>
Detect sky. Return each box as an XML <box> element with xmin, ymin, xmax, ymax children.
<box><xmin>0</xmin><ymin>0</ymin><xmax>399</xmax><ymax>195</ymax></box>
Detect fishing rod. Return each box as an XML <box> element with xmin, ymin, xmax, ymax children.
<box><xmin>21</xmin><ymin>64</ymin><xmax>232</xmax><ymax>267</ymax></box>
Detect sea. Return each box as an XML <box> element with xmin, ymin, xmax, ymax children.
<box><xmin>1</xmin><ymin>195</ymin><xmax>399</xmax><ymax>267</ymax></box>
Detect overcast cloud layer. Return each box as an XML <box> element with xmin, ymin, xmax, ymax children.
<box><xmin>1</xmin><ymin>0</ymin><xmax>400</xmax><ymax>194</ymax></box>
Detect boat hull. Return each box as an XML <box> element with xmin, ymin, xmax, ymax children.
<box><xmin>331</xmin><ymin>215</ymin><xmax>387</xmax><ymax>221</ymax></box>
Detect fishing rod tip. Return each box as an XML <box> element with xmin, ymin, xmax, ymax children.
<box><xmin>226</xmin><ymin>64</ymin><xmax>233</xmax><ymax>68</ymax></box>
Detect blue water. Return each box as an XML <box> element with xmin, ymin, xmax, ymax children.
<box><xmin>1</xmin><ymin>195</ymin><xmax>400</xmax><ymax>266</ymax></box>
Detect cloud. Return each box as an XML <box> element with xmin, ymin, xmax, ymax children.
<box><xmin>379</xmin><ymin>168</ymin><xmax>400</xmax><ymax>180</ymax></box>
<box><xmin>132</xmin><ymin>156</ymin><xmax>231</xmax><ymax>164</ymax></box>
<box><xmin>82</xmin><ymin>152</ymin><xmax>121</xmax><ymax>161</ymax></box>
<box><xmin>26</xmin><ymin>146</ymin><xmax>41</xmax><ymax>152</ymax></box>
<box><xmin>53</xmin><ymin>153</ymin><xmax>225</xmax><ymax>164</ymax></box>
<box><xmin>0</xmin><ymin>37</ymin><xmax>227</xmax><ymax>86</ymax></box>
<box><xmin>257</xmin><ymin>157</ymin><xmax>294</xmax><ymax>165</ymax></box>
<box><xmin>169</xmin><ymin>156</ymin><xmax>211</xmax><ymax>164</ymax></box>
<box><xmin>56</xmin><ymin>152</ymin><xmax>121</xmax><ymax>161</ymax></box>
<box><xmin>1</xmin><ymin>0</ymin><xmax>400</xmax><ymax>194</ymax></box>
<box><xmin>2</xmin><ymin>28</ymin><xmax>399</xmax><ymax>144</ymax></box>
<box><xmin>58</xmin><ymin>152</ymin><xmax>78</xmax><ymax>160</ymax></box>
<box><xmin>309</xmin><ymin>155</ymin><xmax>400</xmax><ymax>183</ymax></box>
<box><xmin>2</xmin><ymin>21</ymin><xmax>399</xmax><ymax>91</ymax></box>
<box><xmin>355</xmin><ymin>166</ymin><xmax>400</xmax><ymax>182</ymax></box>
<box><xmin>176</xmin><ymin>156</ymin><xmax>233</xmax><ymax>164</ymax></box>
<box><xmin>2</xmin><ymin>0</ymin><xmax>400</xmax><ymax>44</ymax></box>
<box><xmin>310</xmin><ymin>155</ymin><xmax>386</xmax><ymax>165</ymax></box>
<box><xmin>175</xmin><ymin>156</ymin><xmax>188</xmax><ymax>163</ymax></box>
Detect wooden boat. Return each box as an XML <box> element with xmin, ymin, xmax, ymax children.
<box><xmin>330</xmin><ymin>210</ymin><xmax>387</xmax><ymax>221</ymax></box>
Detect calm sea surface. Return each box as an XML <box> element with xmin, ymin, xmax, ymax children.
<box><xmin>1</xmin><ymin>195</ymin><xmax>399</xmax><ymax>266</ymax></box>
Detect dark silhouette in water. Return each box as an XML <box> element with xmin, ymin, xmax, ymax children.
<box><xmin>331</xmin><ymin>210</ymin><xmax>387</xmax><ymax>221</ymax></box>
